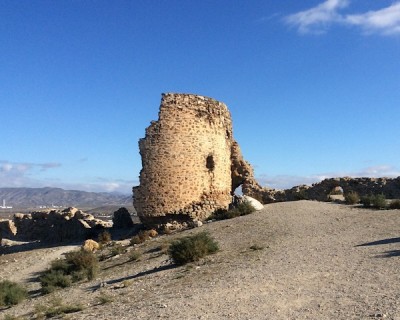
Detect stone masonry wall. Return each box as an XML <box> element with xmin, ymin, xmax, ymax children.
<box><xmin>133</xmin><ymin>93</ymin><xmax>235</xmax><ymax>225</ymax></box>
<box><xmin>243</xmin><ymin>177</ymin><xmax>400</xmax><ymax>203</ymax></box>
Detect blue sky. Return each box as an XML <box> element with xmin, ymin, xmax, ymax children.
<box><xmin>1</xmin><ymin>0</ymin><xmax>399</xmax><ymax>193</ymax></box>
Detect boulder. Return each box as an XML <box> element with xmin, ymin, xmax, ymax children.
<box><xmin>0</xmin><ymin>219</ymin><xmax>17</xmax><ymax>240</ymax></box>
<box><xmin>148</xmin><ymin>229</ymin><xmax>158</xmax><ymax>238</ymax></box>
<box><xmin>82</xmin><ymin>239</ymin><xmax>100</xmax><ymax>252</ymax></box>
<box><xmin>113</xmin><ymin>207</ymin><xmax>134</xmax><ymax>228</ymax></box>
<box><xmin>243</xmin><ymin>195</ymin><xmax>264</xmax><ymax>211</ymax></box>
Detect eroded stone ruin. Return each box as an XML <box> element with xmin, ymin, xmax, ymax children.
<box><xmin>244</xmin><ymin>177</ymin><xmax>400</xmax><ymax>203</ymax></box>
<box><xmin>133</xmin><ymin>93</ymin><xmax>400</xmax><ymax>227</ymax></box>
<box><xmin>133</xmin><ymin>93</ymin><xmax>259</xmax><ymax>226</ymax></box>
<box><xmin>0</xmin><ymin>208</ymin><xmax>111</xmax><ymax>243</ymax></box>
<box><xmin>0</xmin><ymin>207</ymin><xmax>135</xmax><ymax>244</ymax></box>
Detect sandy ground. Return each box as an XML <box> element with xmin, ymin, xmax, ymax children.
<box><xmin>1</xmin><ymin>200</ymin><xmax>399</xmax><ymax>319</ymax></box>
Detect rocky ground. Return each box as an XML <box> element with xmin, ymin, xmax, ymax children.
<box><xmin>1</xmin><ymin>200</ymin><xmax>399</xmax><ymax>319</ymax></box>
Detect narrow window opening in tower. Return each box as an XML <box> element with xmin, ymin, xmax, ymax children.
<box><xmin>206</xmin><ymin>155</ymin><xmax>215</xmax><ymax>171</ymax></box>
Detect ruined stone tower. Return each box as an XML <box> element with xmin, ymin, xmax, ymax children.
<box><xmin>133</xmin><ymin>93</ymin><xmax>242</xmax><ymax>225</ymax></box>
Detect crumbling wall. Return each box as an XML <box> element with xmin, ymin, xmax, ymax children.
<box><xmin>243</xmin><ymin>177</ymin><xmax>400</xmax><ymax>203</ymax></box>
<box><xmin>133</xmin><ymin>93</ymin><xmax>236</xmax><ymax>225</ymax></box>
<box><xmin>1</xmin><ymin>208</ymin><xmax>111</xmax><ymax>243</ymax></box>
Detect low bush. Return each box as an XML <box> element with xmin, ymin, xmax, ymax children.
<box><xmin>3</xmin><ymin>315</ymin><xmax>24</xmax><ymax>320</ymax></box>
<box><xmin>96</xmin><ymin>292</ymin><xmax>114</xmax><ymax>305</ymax></box>
<box><xmin>130</xmin><ymin>230</ymin><xmax>155</xmax><ymax>245</ymax></box>
<box><xmin>64</xmin><ymin>250</ymin><xmax>99</xmax><ymax>281</ymax></box>
<box><xmin>39</xmin><ymin>270</ymin><xmax>72</xmax><ymax>294</ymax></box>
<box><xmin>128</xmin><ymin>251</ymin><xmax>141</xmax><ymax>261</ymax></box>
<box><xmin>168</xmin><ymin>231</ymin><xmax>219</xmax><ymax>265</ymax></box>
<box><xmin>110</xmin><ymin>243</ymin><xmax>126</xmax><ymax>256</ymax></box>
<box><xmin>209</xmin><ymin>201</ymin><xmax>256</xmax><ymax>221</ymax></box>
<box><xmin>361</xmin><ymin>195</ymin><xmax>373</xmax><ymax>207</ymax></box>
<box><xmin>345</xmin><ymin>191</ymin><xmax>360</xmax><ymax>204</ymax></box>
<box><xmin>236</xmin><ymin>201</ymin><xmax>257</xmax><ymax>215</ymax></box>
<box><xmin>98</xmin><ymin>230</ymin><xmax>112</xmax><ymax>244</ymax></box>
<box><xmin>390</xmin><ymin>199</ymin><xmax>400</xmax><ymax>209</ymax></box>
<box><xmin>0</xmin><ymin>280</ymin><xmax>27</xmax><ymax>307</ymax></box>
<box><xmin>361</xmin><ymin>194</ymin><xmax>387</xmax><ymax>209</ymax></box>
<box><xmin>40</xmin><ymin>250</ymin><xmax>99</xmax><ymax>293</ymax></box>
<box><xmin>35</xmin><ymin>298</ymin><xmax>83</xmax><ymax>318</ymax></box>
<box><xmin>371</xmin><ymin>194</ymin><xmax>387</xmax><ymax>209</ymax></box>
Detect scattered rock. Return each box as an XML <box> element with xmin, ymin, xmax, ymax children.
<box><xmin>148</xmin><ymin>229</ymin><xmax>158</xmax><ymax>238</ymax></box>
<box><xmin>243</xmin><ymin>196</ymin><xmax>264</xmax><ymax>210</ymax></box>
<box><xmin>82</xmin><ymin>239</ymin><xmax>100</xmax><ymax>252</ymax></box>
<box><xmin>112</xmin><ymin>207</ymin><xmax>134</xmax><ymax>228</ymax></box>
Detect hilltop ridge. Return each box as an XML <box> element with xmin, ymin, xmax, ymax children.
<box><xmin>0</xmin><ymin>187</ymin><xmax>131</xmax><ymax>209</ymax></box>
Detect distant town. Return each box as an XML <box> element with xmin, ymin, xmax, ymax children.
<box><xmin>0</xmin><ymin>199</ymin><xmax>12</xmax><ymax>209</ymax></box>
<box><xmin>0</xmin><ymin>199</ymin><xmax>63</xmax><ymax>210</ymax></box>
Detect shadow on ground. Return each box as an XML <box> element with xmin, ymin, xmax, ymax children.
<box><xmin>356</xmin><ymin>237</ymin><xmax>400</xmax><ymax>258</ymax></box>
<box><xmin>356</xmin><ymin>237</ymin><xmax>400</xmax><ymax>247</ymax></box>
<box><xmin>88</xmin><ymin>264</ymin><xmax>176</xmax><ymax>291</ymax></box>
<box><xmin>0</xmin><ymin>241</ymin><xmax>81</xmax><ymax>255</ymax></box>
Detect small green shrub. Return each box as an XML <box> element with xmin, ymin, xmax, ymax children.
<box><xmin>96</xmin><ymin>292</ymin><xmax>114</xmax><ymax>305</ymax></box>
<box><xmin>361</xmin><ymin>195</ymin><xmax>373</xmax><ymax>207</ymax></box>
<box><xmin>168</xmin><ymin>231</ymin><xmax>219</xmax><ymax>265</ymax></box>
<box><xmin>130</xmin><ymin>235</ymin><xmax>142</xmax><ymax>245</ymax></box>
<box><xmin>389</xmin><ymin>199</ymin><xmax>400</xmax><ymax>209</ymax></box>
<box><xmin>40</xmin><ymin>250</ymin><xmax>99</xmax><ymax>293</ymax></box>
<box><xmin>128</xmin><ymin>251</ymin><xmax>141</xmax><ymax>261</ymax></box>
<box><xmin>236</xmin><ymin>201</ymin><xmax>256</xmax><ymax>215</ymax></box>
<box><xmin>110</xmin><ymin>243</ymin><xmax>126</xmax><ymax>256</ymax></box>
<box><xmin>98</xmin><ymin>230</ymin><xmax>112</xmax><ymax>244</ymax></box>
<box><xmin>209</xmin><ymin>201</ymin><xmax>256</xmax><ymax>221</ymax></box>
<box><xmin>0</xmin><ymin>280</ymin><xmax>27</xmax><ymax>307</ymax></box>
<box><xmin>371</xmin><ymin>194</ymin><xmax>387</xmax><ymax>209</ymax></box>
<box><xmin>361</xmin><ymin>194</ymin><xmax>387</xmax><ymax>209</ymax></box>
<box><xmin>64</xmin><ymin>250</ymin><xmax>99</xmax><ymax>281</ymax></box>
<box><xmin>35</xmin><ymin>298</ymin><xmax>83</xmax><ymax>318</ymax></box>
<box><xmin>130</xmin><ymin>230</ymin><xmax>153</xmax><ymax>245</ymax></box>
<box><xmin>39</xmin><ymin>270</ymin><xmax>72</xmax><ymax>294</ymax></box>
<box><xmin>3</xmin><ymin>315</ymin><xmax>24</xmax><ymax>320</ymax></box>
<box><xmin>209</xmin><ymin>208</ymin><xmax>240</xmax><ymax>220</ymax></box>
<box><xmin>345</xmin><ymin>191</ymin><xmax>360</xmax><ymax>204</ymax></box>
<box><xmin>45</xmin><ymin>304</ymin><xmax>83</xmax><ymax>317</ymax></box>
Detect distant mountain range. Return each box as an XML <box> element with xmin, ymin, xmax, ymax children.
<box><xmin>0</xmin><ymin>187</ymin><xmax>132</xmax><ymax>208</ymax></box>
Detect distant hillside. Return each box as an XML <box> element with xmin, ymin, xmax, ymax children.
<box><xmin>0</xmin><ymin>187</ymin><xmax>132</xmax><ymax>208</ymax></box>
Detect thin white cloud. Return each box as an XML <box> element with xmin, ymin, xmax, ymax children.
<box><xmin>345</xmin><ymin>3</ymin><xmax>400</xmax><ymax>35</ymax></box>
<box><xmin>60</xmin><ymin>180</ymin><xmax>136</xmax><ymax>194</ymax></box>
<box><xmin>1</xmin><ymin>163</ymin><xmax>13</xmax><ymax>172</ymax></box>
<box><xmin>258</xmin><ymin>165</ymin><xmax>400</xmax><ymax>189</ymax></box>
<box><xmin>39</xmin><ymin>162</ymin><xmax>62</xmax><ymax>170</ymax></box>
<box><xmin>355</xmin><ymin>165</ymin><xmax>400</xmax><ymax>177</ymax></box>
<box><xmin>285</xmin><ymin>0</ymin><xmax>349</xmax><ymax>34</ymax></box>
<box><xmin>285</xmin><ymin>1</ymin><xmax>400</xmax><ymax>35</ymax></box>
<box><xmin>0</xmin><ymin>160</ymin><xmax>135</xmax><ymax>194</ymax></box>
<box><xmin>0</xmin><ymin>161</ymin><xmax>61</xmax><ymax>174</ymax></box>
<box><xmin>0</xmin><ymin>161</ymin><xmax>61</xmax><ymax>188</ymax></box>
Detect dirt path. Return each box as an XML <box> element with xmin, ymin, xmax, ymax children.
<box><xmin>2</xmin><ymin>201</ymin><xmax>400</xmax><ymax>319</ymax></box>
<box><xmin>0</xmin><ymin>244</ymin><xmax>78</xmax><ymax>289</ymax></box>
